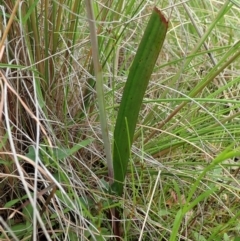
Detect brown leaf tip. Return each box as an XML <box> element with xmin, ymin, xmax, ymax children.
<box><xmin>154</xmin><ymin>6</ymin><xmax>168</xmax><ymax>25</ymax></box>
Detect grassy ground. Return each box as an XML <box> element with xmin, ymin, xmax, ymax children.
<box><xmin>0</xmin><ymin>0</ymin><xmax>240</xmax><ymax>240</ymax></box>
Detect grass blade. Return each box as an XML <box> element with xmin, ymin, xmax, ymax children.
<box><xmin>85</xmin><ymin>0</ymin><xmax>113</xmax><ymax>181</ymax></box>
<box><xmin>112</xmin><ymin>7</ymin><xmax>168</xmax><ymax>196</ymax></box>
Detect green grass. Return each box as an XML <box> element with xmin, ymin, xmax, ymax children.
<box><xmin>0</xmin><ymin>0</ymin><xmax>240</xmax><ymax>240</ymax></box>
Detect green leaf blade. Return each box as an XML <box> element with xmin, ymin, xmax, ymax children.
<box><xmin>112</xmin><ymin>7</ymin><xmax>168</xmax><ymax>195</ymax></box>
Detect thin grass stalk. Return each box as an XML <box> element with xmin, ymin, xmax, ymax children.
<box><xmin>44</xmin><ymin>0</ymin><xmax>49</xmax><ymax>85</ymax></box>
<box><xmin>85</xmin><ymin>1</ymin><xmax>116</xmax><ymax>236</ymax></box>
<box><xmin>85</xmin><ymin>0</ymin><xmax>113</xmax><ymax>182</ymax></box>
<box><xmin>0</xmin><ymin>1</ymin><xmax>21</xmax><ymax>186</ymax></box>
<box><xmin>0</xmin><ymin>0</ymin><xmax>20</xmax><ymax>50</ymax></box>
<box><xmin>52</xmin><ymin>1</ymin><xmax>81</xmax><ymax>118</ymax></box>
<box><xmin>28</xmin><ymin>0</ymin><xmax>44</xmax><ymax>78</ymax></box>
<box><xmin>52</xmin><ymin>0</ymin><xmax>64</xmax><ymax>54</ymax></box>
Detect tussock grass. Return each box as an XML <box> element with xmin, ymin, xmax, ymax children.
<box><xmin>0</xmin><ymin>0</ymin><xmax>240</xmax><ymax>240</ymax></box>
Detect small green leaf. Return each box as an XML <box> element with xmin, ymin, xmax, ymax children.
<box><xmin>26</xmin><ymin>145</ymin><xmax>37</xmax><ymax>160</ymax></box>
<box><xmin>4</xmin><ymin>194</ymin><xmax>28</xmax><ymax>208</ymax></box>
<box><xmin>22</xmin><ymin>203</ymin><xmax>34</xmax><ymax>222</ymax></box>
<box><xmin>192</xmin><ymin>231</ymin><xmax>207</xmax><ymax>241</ymax></box>
<box><xmin>53</xmin><ymin>139</ymin><xmax>93</xmax><ymax>160</ymax></box>
<box><xmin>26</xmin><ymin>139</ymin><xmax>93</xmax><ymax>163</ymax></box>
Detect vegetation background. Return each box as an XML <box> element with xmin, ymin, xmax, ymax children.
<box><xmin>0</xmin><ymin>0</ymin><xmax>240</xmax><ymax>240</ymax></box>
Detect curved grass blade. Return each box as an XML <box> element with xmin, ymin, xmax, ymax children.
<box><xmin>112</xmin><ymin>7</ymin><xmax>168</xmax><ymax>196</ymax></box>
